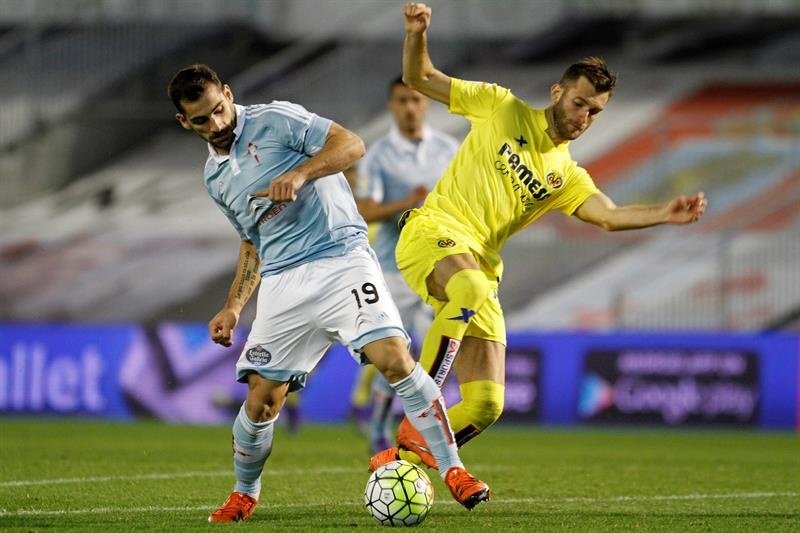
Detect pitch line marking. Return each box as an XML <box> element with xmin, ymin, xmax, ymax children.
<box><xmin>0</xmin><ymin>465</ymin><xmax>519</xmax><ymax>488</ymax></box>
<box><xmin>0</xmin><ymin>466</ymin><xmax>359</xmax><ymax>487</ymax></box>
<box><xmin>0</xmin><ymin>492</ymin><xmax>797</xmax><ymax>517</ymax></box>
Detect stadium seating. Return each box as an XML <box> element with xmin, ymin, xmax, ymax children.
<box><xmin>1</xmin><ymin>11</ymin><xmax>798</xmax><ymax>331</ymax></box>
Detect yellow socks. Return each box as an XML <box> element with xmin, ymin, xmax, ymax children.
<box><xmin>446</xmin><ymin>380</ymin><xmax>505</xmax><ymax>446</ymax></box>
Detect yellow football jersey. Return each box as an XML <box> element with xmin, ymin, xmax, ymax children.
<box><xmin>420</xmin><ymin>77</ymin><xmax>600</xmax><ymax>279</ymax></box>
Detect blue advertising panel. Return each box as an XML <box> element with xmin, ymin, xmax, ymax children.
<box><xmin>578</xmin><ymin>348</ymin><xmax>759</xmax><ymax>426</ymax></box>
<box><xmin>1</xmin><ymin>324</ymin><xmax>797</xmax><ymax>430</ymax></box>
<box><xmin>119</xmin><ymin>322</ymin><xmax>249</xmax><ymax>424</ymax></box>
<box><xmin>511</xmin><ymin>331</ymin><xmax>798</xmax><ymax>429</ymax></box>
<box><xmin>299</xmin><ymin>344</ymin><xmax>360</xmax><ymax>421</ymax></box>
<box><xmin>0</xmin><ymin>324</ymin><xmax>141</xmax><ymax>418</ymax></box>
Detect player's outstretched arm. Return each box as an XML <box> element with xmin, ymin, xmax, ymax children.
<box><xmin>209</xmin><ymin>239</ymin><xmax>261</xmax><ymax>347</ymax></box>
<box><xmin>403</xmin><ymin>2</ymin><xmax>451</xmax><ymax>106</ymax></box>
<box><xmin>255</xmin><ymin>122</ymin><xmax>365</xmax><ymax>203</ymax></box>
<box><xmin>574</xmin><ymin>191</ymin><xmax>708</xmax><ymax>231</ymax></box>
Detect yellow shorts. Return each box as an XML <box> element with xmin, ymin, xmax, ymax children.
<box><xmin>395</xmin><ymin>210</ymin><xmax>506</xmax><ymax>345</ymax></box>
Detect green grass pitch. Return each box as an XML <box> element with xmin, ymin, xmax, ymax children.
<box><xmin>1</xmin><ymin>419</ymin><xmax>798</xmax><ymax>531</ymax></box>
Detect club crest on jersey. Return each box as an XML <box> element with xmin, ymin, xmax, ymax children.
<box><xmin>245</xmin><ymin>345</ymin><xmax>271</xmax><ymax>366</ymax></box>
<box><xmin>545</xmin><ymin>171</ymin><xmax>564</xmax><ymax>189</ymax></box>
<box><xmin>247</xmin><ymin>143</ymin><xmax>261</xmax><ymax>163</ymax></box>
<box><xmin>438</xmin><ymin>238</ymin><xmax>456</xmax><ymax>248</ymax></box>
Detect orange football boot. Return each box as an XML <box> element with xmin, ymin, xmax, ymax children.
<box><xmin>395</xmin><ymin>416</ymin><xmax>439</xmax><ymax>469</ymax></box>
<box><xmin>208</xmin><ymin>491</ymin><xmax>258</xmax><ymax>523</ymax></box>
<box><xmin>444</xmin><ymin>467</ymin><xmax>491</xmax><ymax>510</ymax></box>
<box><xmin>368</xmin><ymin>446</ymin><xmax>400</xmax><ymax>472</ymax></box>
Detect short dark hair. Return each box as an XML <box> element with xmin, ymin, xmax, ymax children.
<box><xmin>167</xmin><ymin>64</ymin><xmax>224</xmax><ymax>112</ymax></box>
<box><xmin>559</xmin><ymin>57</ymin><xmax>616</xmax><ymax>95</ymax></box>
<box><xmin>388</xmin><ymin>75</ymin><xmax>406</xmax><ymax>98</ymax></box>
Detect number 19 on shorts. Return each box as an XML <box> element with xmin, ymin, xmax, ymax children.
<box><xmin>351</xmin><ymin>282</ymin><xmax>380</xmax><ymax>308</ymax></box>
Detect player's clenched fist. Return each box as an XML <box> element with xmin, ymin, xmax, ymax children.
<box><xmin>209</xmin><ymin>308</ymin><xmax>238</xmax><ymax>347</ymax></box>
<box><xmin>664</xmin><ymin>192</ymin><xmax>708</xmax><ymax>224</ymax></box>
<box><xmin>252</xmin><ymin>170</ymin><xmax>306</xmax><ymax>203</ymax></box>
<box><xmin>404</xmin><ymin>2</ymin><xmax>431</xmax><ymax>34</ymax></box>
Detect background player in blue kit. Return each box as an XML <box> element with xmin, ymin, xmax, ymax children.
<box><xmin>352</xmin><ymin>76</ymin><xmax>459</xmax><ymax>454</ymax></box>
<box><xmin>167</xmin><ymin>64</ymin><xmax>490</xmax><ymax>522</ymax></box>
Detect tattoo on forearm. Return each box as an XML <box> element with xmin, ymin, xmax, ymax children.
<box><xmin>231</xmin><ymin>247</ymin><xmax>260</xmax><ymax>306</ymax></box>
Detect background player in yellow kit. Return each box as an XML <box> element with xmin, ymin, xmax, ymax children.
<box><xmin>371</xmin><ymin>2</ymin><xmax>708</xmax><ymax>471</ymax></box>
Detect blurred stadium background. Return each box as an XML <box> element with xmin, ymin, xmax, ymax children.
<box><xmin>0</xmin><ymin>0</ymin><xmax>798</xmax><ymax>431</ymax></box>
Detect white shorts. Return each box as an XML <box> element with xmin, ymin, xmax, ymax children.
<box><xmin>383</xmin><ymin>271</ymin><xmax>432</xmax><ymax>352</ymax></box>
<box><xmin>236</xmin><ymin>246</ymin><xmax>408</xmax><ymax>390</ymax></box>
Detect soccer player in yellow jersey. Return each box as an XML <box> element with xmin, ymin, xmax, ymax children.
<box><xmin>370</xmin><ymin>3</ymin><xmax>708</xmax><ymax>472</ymax></box>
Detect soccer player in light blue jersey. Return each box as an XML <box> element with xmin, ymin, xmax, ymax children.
<box><xmin>352</xmin><ymin>76</ymin><xmax>459</xmax><ymax>454</ymax></box>
<box><xmin>167</xmin><ymin>64</ymin><xmax>490</xmax><ymax>522</ymax></box>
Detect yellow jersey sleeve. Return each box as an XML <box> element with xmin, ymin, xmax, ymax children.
<box><xmin>449</xmin><ymin>78</ymin><xmax>513</xmax><ymax>123</ymax></box>
<box><xmin>553</xmin><ymin>163</ymin><xmax>600</xmax><ymax>215</ymax></box>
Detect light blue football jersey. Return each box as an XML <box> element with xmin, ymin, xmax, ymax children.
<box><xmin>204</xmin><ymin>103</ymin><xmax>368</xmax><ymax>276</ymax></box>
<box><xmin>356</xmin><ymin>125</ymin><xmax>459</xmax><ymax>271</ymax></box>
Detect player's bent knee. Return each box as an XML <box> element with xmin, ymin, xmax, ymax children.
<box><xmin>244</xmin><ymin>398</ymin><xmax>282</xmax><ymax>423</ymax></box>
<box><xmin>461</xmin><ymin>380</ymin><xmax>505</xmax><ymax>430</ymax></box>
<box><xmin>444</xmin><ymin>269</ymin><xmax>491</xmax><ymax>309</ymax></box>
<box><xmin>361</xmin><ymin>336</ymin><xmax>416</xmax><ymax>383</ymax></box>
<box><xmin>475</xmin><ymin>396</ymin><xmax>504</xmax><ymax>427</ymax></box>
<box><xmin>245</xmin><ymin>374</ymin><xmax>290</xmax><ymax>423</ymax></box>
<box><xmin>464</xmin><ymin>395</ymin><xmax>503</xmax><ymax>430</ymax></box>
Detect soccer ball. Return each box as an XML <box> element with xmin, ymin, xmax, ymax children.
<box><xmin>364</xmin><ymin>460</ymin><xmax>434</xmax><ymax>526</ymax></box>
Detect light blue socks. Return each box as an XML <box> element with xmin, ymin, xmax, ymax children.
<box><xmin>390</xmin><ymin>364</ymin><xmax>463</xmax><ymax>476</ymax></box>
<box><xmin>232</xmin><ymin>404</ymin><xmax>274</xmax><ymax>499</ymax></box>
